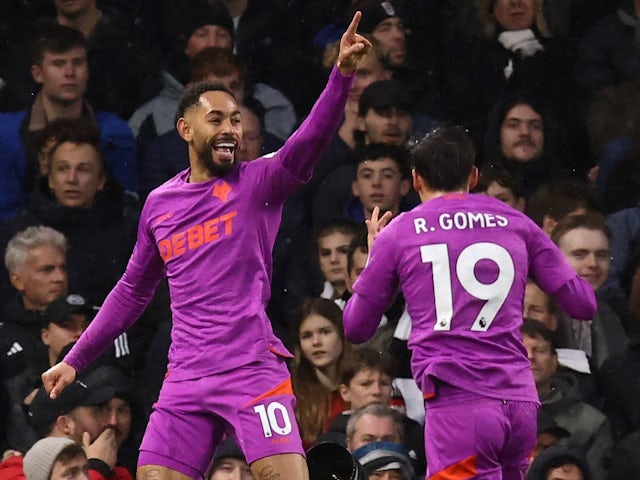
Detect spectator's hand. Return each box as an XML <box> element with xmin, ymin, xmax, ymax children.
<box><xmin>83</xmin><ymin>429</ymin><xmax>117</xmax><ymax>470</ymax></box>
<box><xmin>2</xmin><ymin>450</ymin><xmax>22</xmax><ymax>461</ymax></box>
<box><xmin>42</xmin><ymin>362</ymin><xmax>76</xmax><ymax>399</ymax></box>
<box><xmin>366</xmin><ymin>206</ymin><xmax>392</xmax><ymax>251</ymax></box>
<box><xmin>337</xmin><ymin>11</ymin><xmax>372</xmax><ymax>76</ymax></box>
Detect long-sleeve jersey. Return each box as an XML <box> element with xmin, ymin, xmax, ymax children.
<box><xmin>343</xmin><ymin>193</ymin><xmax>597</xmax><ymax>403</ymax></box>
<box><xmin>64</xmin><ymin>66</ymin><xmax>353</xmax><ymax>380</ymax></box>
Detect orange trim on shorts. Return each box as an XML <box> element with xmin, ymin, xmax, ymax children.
<box><xmin>242</xmin><ymin>378</ymin><xmax>294</xmax><ymax>409</ymax></box>
<box><xmin>428</xmin><ymin>455</ymin><xmax>477</xmax><ymax>480</ymax></box>
<box><xmin>424</xmin><ymin>392</ymin><xmax>436</xmax><ymax>400</ymax></box>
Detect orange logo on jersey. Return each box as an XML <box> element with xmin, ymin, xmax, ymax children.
<box><xmin>157</xmin><ymin>211</ymin><xmax>237</xmax><ymax>262</ymax></box>
<box><xmin>212</xmin><ymin>181</ymin><xmax>232</xmax><ymax>202</ymax></box>
<box><xmin>153</xmin><ymin>212</ymin><xmax>174</xmax><ymax>225</ymax></box>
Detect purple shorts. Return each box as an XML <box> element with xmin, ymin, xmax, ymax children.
<box><xmin>138</xmin><ymin>352</ymin><xmax>304</xmax><ymax>479</ymax></box>
<box><xmin>425</xmin><ymin>384</ymin><xmax>537</xmax><ymax>480</ymax></box>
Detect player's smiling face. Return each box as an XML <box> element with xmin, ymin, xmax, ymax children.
<box><xmin>187</xmin><ymin>90</ymin><xmax>242</xmax><ymax>177</ymax></box>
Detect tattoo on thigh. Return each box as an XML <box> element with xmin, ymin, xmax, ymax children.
<box><xmin>257</xmin><ymin>465</ymin><xmax>282</xmax><ymax>480</ymax></box>
<box><xmin>139</xmin><ymin>468</ymin><xmax>163</xmax><ymax>480</ymax></box>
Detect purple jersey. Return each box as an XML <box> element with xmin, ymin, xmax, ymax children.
<box><xmin>343</xmin><ymin>193</ymin><xmax>596</xmax><ymax>402</ymax></box>
<box><xmin>64</xmin><ymin>67</ymin><xmax>353</xmax><ymax>379</ymax></box>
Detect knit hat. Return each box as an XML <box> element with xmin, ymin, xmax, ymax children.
<box><xmin>348</xmin><ymin>0</ymin><xmax>404</xmax><ymax>34</ymax></box>
<box><xmin>352</xmin><ymin>441</ymin><xmax>414</xmax><ymax>480</ymax></box>
<box><xmin>358</xmin><ymin>79</ymin><xmax>412</xmax><ymax>116</ymax></box>
<box><xmin>24</xmin><ymin>437</ymin><xmax>77</xmax><ymax>480</ymax></box>
<box><xmin>161</xmin><ymin>0</ymin><xmax>234</xmax><ymax>52</ymax></box>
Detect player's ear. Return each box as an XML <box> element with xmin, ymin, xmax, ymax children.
<box><xmin>176</xmin><ymin>117</ymin><xmax>192</xmax><ymax>143</ymax></box>
<box><xmin>467</xmin><ymin>166</ymin><xmax>478</xmax><ymax>191</ymax></box>
<box><xmin>412</xmin><ymin>169</ymin><xmax>422</xmax><ymax>193</ymax></box>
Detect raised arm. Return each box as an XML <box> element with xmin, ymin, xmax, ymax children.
<box><xmin>344</xmin><ymin>215</ymin><xmax>398</xmax><ymax>343</ymax></box>
<box><xmin>278</xmin><ymin>12</ymin><xmax>371</xmax><ymax>180</ymax></box>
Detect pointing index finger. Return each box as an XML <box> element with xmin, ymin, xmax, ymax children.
<box><xmin>346</xmin><ymin>11</ymin><xmax>362</xmax><ymax>37</ymax></box>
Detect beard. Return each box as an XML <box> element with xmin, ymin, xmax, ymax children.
<box><xmin>196</xmin><ymin>139</ymin><xmax>235</xmax><ymax>177</ymax></box>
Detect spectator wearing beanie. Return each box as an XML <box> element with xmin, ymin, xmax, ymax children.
<box><xmin>352</xmin><ymin>441</ymin><xmax>415</xmax><ymax>480</ymax></box>
<box><xmin>23</xmin><ymin>438</ymin><xmax>87</xmax><ymax>480</ymax></box>
<box><xmin>128</xmin><ymin>0</ymin><xmax>234</xmax><ymax>149</ymax></box>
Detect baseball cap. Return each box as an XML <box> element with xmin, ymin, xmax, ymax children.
<box><xmin>24</xmin><ymin>437</ymin><xmax>77</xmax><ymax>480</ymax></box>
<box><xmin>42</xmin><ymin>294</ymin><xmax>95</xmax><ymax>327</ymax></box>
<box><xmin>353</xmin><ymin>441</ymin><xmax>414</xmax><ymax>480</ymax></box>
<box><xmin>28</xmin><ymin>369</ymin><xmax>116</xmax><ymax>435</ymax></box>
<box><xmin>348</xmin><ymin>0</ymin><xmax>404</xmax><ymax>34</ymax></box>
<box><xmin>213</xmin><ymin>437</ymin><xmax>245</xmax><ymax>463</ymax></box>
<box><xmin>358</xmin><ymin>80</ymin><xmax>412</xmax><ymax>116</ymax></box>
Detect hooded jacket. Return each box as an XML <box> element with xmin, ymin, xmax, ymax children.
<box><xmin>540</xmin><ymin>373</ymin><xmax>613</xmax><ymax>480</ymax></box>
<box><xmin>526</xmin><ymin>442</ymin><xmax>591</xmax><ymax>480</ymax></box>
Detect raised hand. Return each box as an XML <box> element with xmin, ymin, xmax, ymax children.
<box><xmin>366</xmin><ymin>206</ymin><xmax>393</xmax><ymax>252</ymax></box>
<box><xmin>42</xmin><ymin>361</ymin><xmax>77</xmax><ymax>399</ymax></box>
<box><xmin>337</xmin><ymin>11</ymin><xmax>372</xmax><ymax>76</ymax></box>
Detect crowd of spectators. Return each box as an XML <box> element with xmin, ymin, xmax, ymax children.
<box><xmin>1</xmin><ymin>0</ymin><xmax>640</xmax><ymax>479</ymax></box>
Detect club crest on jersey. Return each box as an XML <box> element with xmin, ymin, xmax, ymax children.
<box><xmin>212</xmin><ymin>180</ymin><xmax>232</xmax><ymax>202</ymax></box>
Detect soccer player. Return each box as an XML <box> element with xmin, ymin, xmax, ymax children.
<box><xmin>342</xmin><ymin>126</ymin><xmax>597</xmax><ymax>479</ymax></box>
<box><xmin>41</xmin><ymin>12</ymin><xmax>371</xmax><ymax>480</ymax></box>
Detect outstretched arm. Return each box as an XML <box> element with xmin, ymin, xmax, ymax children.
<box><xmin>344</xmin><ymin>215</ymin><xmax>398</xmax><ymax>343</ymax></box>
<box><xmin>277</xmin><ymin>12</ymin><xmax>371</xmax><ymax>181</ymax></box>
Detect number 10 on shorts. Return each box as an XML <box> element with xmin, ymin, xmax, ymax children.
<box><xmin>254</xmin><ymin>402</ymin><xmax>293</xmax><ymax>438</ymax></box>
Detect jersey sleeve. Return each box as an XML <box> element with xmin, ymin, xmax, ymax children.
<box><xmin>276</xmin><ymin>66</ymin><xmax>352</xmax><ymax>182</ymax></box>
<box><xmin>343</xmin><ymin>229</ymin><xmax>399</xmax><ymax>343</ymax></box>
<box><xmin>552</xmin><ymin>277</ymin><xmax>597</xmax><ymax>319</ymax></box>
<box><xmin>63</xmin><ymin>202</ymin><xmax>165</xmax><ymax>372</ymax></box>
